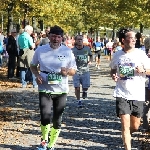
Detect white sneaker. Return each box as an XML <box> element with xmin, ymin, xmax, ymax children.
<box><xmin>97</xmin><ymin>66</ymin><xmax>100</xmax><ymax>69</ymax></box>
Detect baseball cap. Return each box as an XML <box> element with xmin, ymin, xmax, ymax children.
<box><xmin>49</xmin><ymin>25</ymin><xmax>64</xmax><ymax>37</ymax></box>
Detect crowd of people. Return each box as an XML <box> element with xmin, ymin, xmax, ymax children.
<box><xmin>0</xmin><ymin>25</ymin><xmax>150</xmax><ymax>150</ymax></box>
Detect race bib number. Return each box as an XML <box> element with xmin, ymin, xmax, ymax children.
<box><xmin>48</xmin><ymin>73</ymin><xmax>62</xmax><ymax>84</ymax></box>
<box><xmin>119</xmin><ymin>66</ymin><xmax>134</xmax><ymax>78</ymax></box>
<box><xmin>96</xmin><ymin>47</ymin><xmax>101</xmax><ymax>50</ymax></box>
<box><xmin>76</xmin><ymin>55</ymin><xmax>87</xmax><ymax>62</ymax></box>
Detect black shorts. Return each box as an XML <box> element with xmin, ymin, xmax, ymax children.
<box><xmin>95</xmin><ymin>50</ymin><xmax>101</xmax><ymax>59</ymax></box>
<box><xmin>116</xmin><ymin>97</ymin><xmax>144</xmax><ymax>118</ymax></box>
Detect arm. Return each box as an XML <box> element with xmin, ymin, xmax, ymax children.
<box><xmin>110</xmin><ymin>68</ymin><xmax>117</xmax><ymax>77</ymax></box>
<box><xmin>61</xmin><ymin>50</ymin><xmax>77</xmax><ymax>76</ymax></box>
<box><xmin>30</xmin><ymin>65</ymin><xmax>40</xmax><ymax>77</ymax></box>
<box><xmin>88</xmin><ymin>47</ymin><xmax>93</xmax><ymax>63</ymax></box>
<box><xmin>28</xmin><ymin>36</ymin><xmax>35</xmax><ymax>49</ymax></box>
<box><xmin>61</xmin><ymin>67</ymin><xmax>76</xmax><ymax>76</ymax></box>
<box><xmin>30</xmin><ymin>64</ymin><xmax>43</xmax><ymax>84</ymax></box>
<box><xmin>110</xmin><ymin>68</ymin><xmax>119</xmax><ymax>82</ymax></box>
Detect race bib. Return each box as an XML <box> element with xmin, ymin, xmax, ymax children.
<box><xmin>119</xmin><ymin>66</ymin><xmax>134</xmax><ymax>78</ymax></box>
<box><xmin>76</xmin><ymin>55</ymin><xmax>87</xmax><ymax>62</ymax></box>
<box><xmin>48</xmin><ymin>72</ymin><xmax>62</xmax><ymax>84</ymax></box>
<box><xmin>96</xmin><ymin>47</ymin><xmax>101</xmax><ymax>50</ymax></box>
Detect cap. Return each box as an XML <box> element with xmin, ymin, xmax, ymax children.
<box><xmin>11</xmin><ymin>28</ymin><xmax>17</xmax><ymax>33</ymax></box>
<box><xmin>49</xmin><ymin>25</ymin><xmax>64</xmax><ymax>37</ymax></box>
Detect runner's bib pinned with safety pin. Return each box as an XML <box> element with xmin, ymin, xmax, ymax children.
<box><xmin>48</xmin><ymin>72</ymin><xmax>62</xmax><ymax>84</ymax></box>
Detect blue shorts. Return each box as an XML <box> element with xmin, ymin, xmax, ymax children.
<box><xmin>73</xmin><ymin>72</ymin><xmax>90</xmax><ymax>88</ymax></box>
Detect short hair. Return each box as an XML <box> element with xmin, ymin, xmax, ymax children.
<box><xmin>74</xmin><ymin>35</ymin><xmax>83</xmax><ymax>40</ymax></box>
<box><xmin>24</xmin><ymin>25</ymin><xmax>33</xmax><ymax>32</ymax></box>
<box><xmin>49</xmin><ymin>25</ymin><xmax>64</xmax><ymax>37</ymax></box>
<box><xmin>118</xmin><ymin>28</ymin><xmax>133</xmax><ymax>44</ymax></box>
<box><xmin>117</xmin><ymin>42</ymin><xmax>122</xmax><ymax>46</ymax></box>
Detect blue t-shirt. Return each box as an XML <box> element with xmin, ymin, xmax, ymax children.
<box><xmin>93</xmin><ymin>42</ymin><xmax>103</xmax><ymax>51</ymax></box>
<box><xmin>18</xmin><ymin>32</ymin><xmax>33</xmax><ymax>49</ymax></box>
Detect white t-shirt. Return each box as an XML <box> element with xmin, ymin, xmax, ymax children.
<box><xmin>110</xmin><ymin>49</ymin><xmax>150</xmax><ymax>101</ymax></box>
<box><xmin>31</xmin><ymin>44</ymin><xmax>77</xmax><ymax>93</ymax></box>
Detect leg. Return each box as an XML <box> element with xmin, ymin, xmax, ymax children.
<box><xmin>16</xmin><ymin>56</ymin><xmax>20</xmax><ymax>78</ymax></box>
<box><xmin>130</xmin><ymin>101</ymin><xmax>144</xmax><ymax>133</ymax></box>
<box><xmin>75</xmin><ymin>87</ymin><xmax>80</xmax><ymax>100</ymax></box>
<box><xmin>48</xmin><ymin>94</ymin><xmax>67</xmax><ymax>148</ymax></box>
<box><xmin>95</xmin><ymin>52</ymin><xmax>98</xmax><ymax>67</ymax></box>
<box><xmin>39</xmin><ymin>92</ymin><xmax>52</xmax><ymax>141</ymax></box>
<box><xmin>20</xmin><ymin>67</ymin><xmax>27</xmax><ymax>87</ymax></box>
<box><xmin>116</xmin><ymin>98</ymin><xmax>132</xmax><ymax>150</ymax></box>
<box><xmin>120</xmin><ymin>114</ymin><xmax>131</xmax><ymax>150</ymax></box>
<box><xmin>38</xmin><ymin>92</ymin><xmax>52</xmax><ymax>149</ymax></box>
<box><xmin>130</xmin><ymin>115</ymin><xmax>141</xmax><ymax>134</ymax></box>
<box><xmin>97</xmin><ymin>51</ymin><xmax>101</xmax><ymax>69</ymax></box>
<box><xmin>73</xmin><ymin>74</ymin><xmax>80</xmax><ymax>100</ymax></box>
<box><xmin>143</xmin><ymin>103</ymin><xmax>150</xmax><ymax>130</ymax></box>
<box><xmin>81</xmin><ymin>72</ymin><xmax>90</xmax><ymax>99</ymax></box>
<box><xmin>95</xmin><ymin>56</ymin><xmax>98</xmax><ymax>66</ymax></box>
<box><xmin>7</xmin><ymin>55</ymin><xmax>16</xmax><ymax>78</ymax></box>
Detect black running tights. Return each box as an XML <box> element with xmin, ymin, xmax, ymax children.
<box><xmin>39</xmin><ymin>92</ymin><xmax>67</xmax><ymax>129</ymax></box>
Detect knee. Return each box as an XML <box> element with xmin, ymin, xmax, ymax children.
<box><xmin>53</xmin><ymin>118</ymin><xmax>61</xmax><ymax>129</ymax></box>
<box><xmin>131</xmin><ymin>122</ymin><xmax>140</xmax><ymax>131</ymax></box>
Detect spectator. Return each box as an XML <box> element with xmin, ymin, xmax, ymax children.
<box><xmin>6</xmin><ymin>29</ymin><xmax>18</xmax><ymax>79</ymax></box>
<box><xmin>18</xmin><ymin>25</ymin><xmax>37</xmax><ymax>88</ymax></box>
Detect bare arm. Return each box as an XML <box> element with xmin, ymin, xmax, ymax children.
<box><xmin>110</xmin><ymin>68</ymin><xmax>117</xmax><ymax>77</ymax></box>
<box><xmin>61</xmin><ymin>67</ymin><xmax>76</xmax><ymax>76</ymax></box>
<box><xmin>110</xmin><ymin>68</ymin><xmax>119</xmax><ymax>82</ymax></box>
<box><xmin>30</xmin><ymin>65</ymin><xmax>39</xmax><ymax>77</ymax></box>
<box><xmin>30</xmin><ymin>65</ymin><xmax>43</xmax><ymax>84</ymax></box>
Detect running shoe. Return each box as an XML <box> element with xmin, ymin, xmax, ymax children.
<box><xmin>82</xmin><ymin>91</ymin><xmax>87</xmax><ymax>99</ymax></box>
<box><xmin>37</xmin><ymin>140</ymin><xmax>48</xmax><ymax>150</ymax></box>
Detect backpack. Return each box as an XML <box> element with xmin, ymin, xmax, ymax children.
<box><xmin>0</xmin><ymin>41</ymin><xmax>3</xmax><ymax>54</ymax></box>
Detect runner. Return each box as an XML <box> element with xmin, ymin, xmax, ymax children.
<box><xmin>83</xmin><ymin>34</ymin><xmax>89</xmax><ymax>46</ymax></box>
<box><xmin>72</xmin><ymin>35</ymin><xmax>93</xmax><ymax>107</ymax></box>
<box><xmin>30</xmin><ymin>25</ymin><xmax>77</xmax><ymax>150</ymax></box>
<box><xmin>110</xmin><ymin>28</ymin><xmax>150</xmax><ymax>150</ymax></box>
<box><xmin>65</xmin><ymin>35</ymin><xmax>73</xmax><ymax>48</ymax></box>
<box><xmin>106</xmin><ymin>39</ymin><xmax>113</xmax><ymax>60</ymax></box>
<box><xmin>93</xmin><ymin>37</ymin><xmax>104</xmax><ymax>69</ymax></box>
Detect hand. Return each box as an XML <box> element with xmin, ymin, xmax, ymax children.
<box><xmin>88</xmin><ymin>61</ymin><xmax>92</xmax><ymax>65</ymax></box>
<box><xmin>147</xmin><ymin>53</ymin><xmax>150</xmax><ymax>58</ymax></box>
<box><xmin>36</xmin><ymin>75</ymin><xmax>43</xmax><ymax>84</ymax></box>
<box><xmin>112</xmin><ymin>73</ymin><xmax>119</xmax><ymax>82</ymax></box>
<box><xmin>61</xmin><ymin>67</ymin><xmax>68</xmax><ymax>76</ymax></box>
<box><xmin>135</xmin><ymin>66</ymin><xmax>145</xmax><ymax>73</ymax></box>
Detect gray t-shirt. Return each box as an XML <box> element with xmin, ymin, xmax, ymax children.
<box><xmin>40</xmin><ymin>37</ymin><xmax>50</xmax><ymax>46</ymax></box>
<box><xmin>72</xmin><ymin>46</ymin><xmax>92</xmax><ymax>73</ymax></box>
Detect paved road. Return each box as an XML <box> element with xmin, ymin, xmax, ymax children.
<box><xmin>0</xmin><ymin>56</ymin><xmax>146</xmax><ymax>150</ymax></box>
